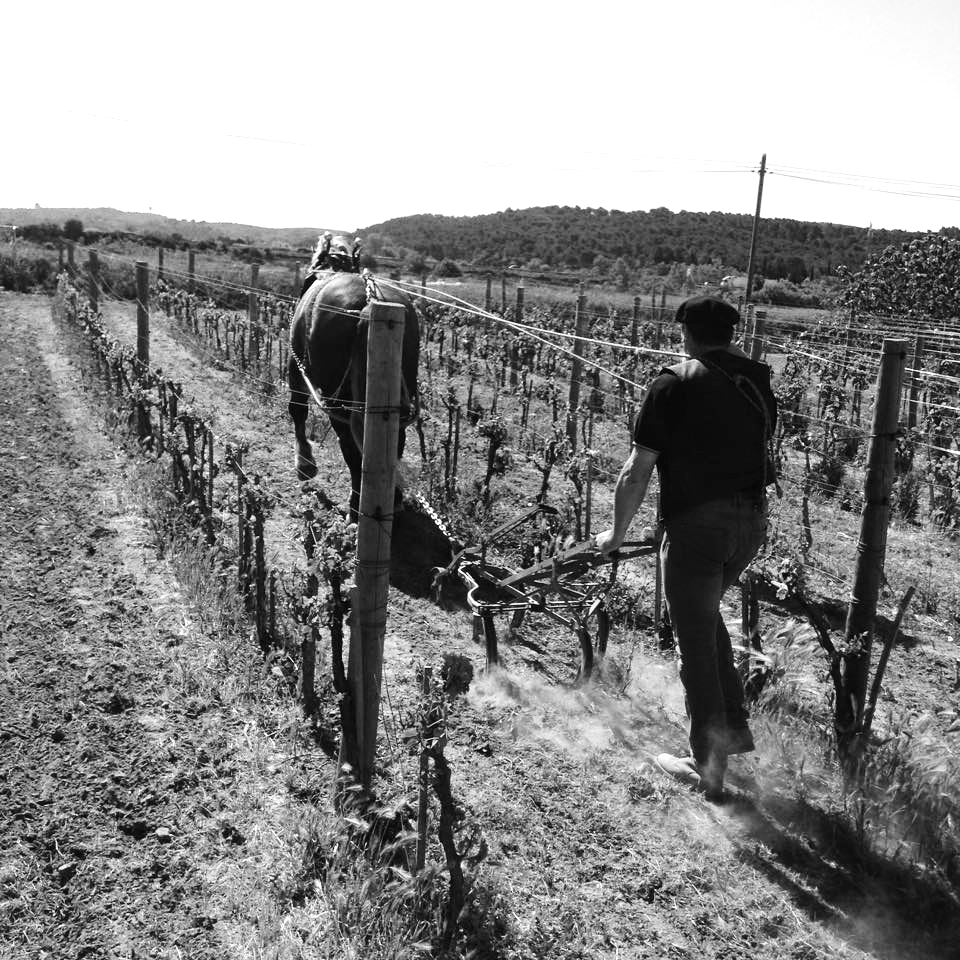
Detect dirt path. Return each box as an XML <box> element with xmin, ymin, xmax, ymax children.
<box><xmin>0</xmin><ymin>293</ymin><xmax>335</xmax><ymax>958</ymax></box>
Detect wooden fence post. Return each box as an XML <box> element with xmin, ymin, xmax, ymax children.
<box><xmin>585</xmin><ymin>408</ymin><xmax>594</xmax><ymax>536</ymax></box>
<box><xmin>652</xmin><ymin>290</ymin><xmax>662</xmax><ymax>348</ymax></box>
<box><xmin>87</xmin><ymin>251</ymin><xmax>99</xmax><ymax>313</ymax></box>
<box><xmin>907</xmin><ymin>335</ymin><xmax>924</xmax><ymax>430</ymax></box>
<box><xmin>837</xmin><ymin>338</ymin><xmax>908</xmax><ymax>754</ymax></box>
<box><xmin>67</xmin><ymin>241</ymin><xmax>76</xmax><ymax>279</ymax></box>
<box><xmin>749</xmin><ymin>305</ymin><xmax>765</xmax><ymax>362</ymax></box>
<box><xmin>566</xmin><ymin>282</ymin><xmax>588</xmax><ymax>450</ymax></box>
<box><xmin>509</xmin><ymin>284</ymin><xmax>524</xmax><ymax>388</ymax></box>
<box><xmin>631</xmin><ymin>295</ymin><xmax>640</xmax><ymax>349</ymax></box>
<box><xmin>135</xmin><ymin>261</ymin><xmax>151</xmax><ymax>439</ymax></box>
<box><xmin>248</xmin><ymin>262</ymin><xmax>260</xmax><ymax>359</ymax></box>
<box><xmin>485</xmin><ymin>274</ymin><xmax>492</xmax><ymax>312</ymax></box>
<box><xmin>58</xmin><ymin>241</ymin><xmax>64</xmax><ymax>274</ymax></box>
<box><xmin>157</xmin><ymin>244</ymin><xmax>164</xmax><ymax>281</ymax></box>
<box><xmin>345</xmin><ymin>299</ymin><xmax>406</xmax><ymax>791</ymax></box>
<box><xmin>136</xmin><ymin>261</ymin><xmax>150</xmax><ymax>367</ymax></box>
<box><xmin>501</xmin><ymin>274</ymin><xmax>507</xmax><ymax>313</ymax></box>
<box><xmin>188</xmin><ymin>249</ymin><xmax>196</xmax><ymax>292</ymax></box>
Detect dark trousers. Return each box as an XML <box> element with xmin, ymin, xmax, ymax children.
<box><xmin>661</xmin><ymin>495</ymin><xmax>767</xmax><ymax>766</ymax></box>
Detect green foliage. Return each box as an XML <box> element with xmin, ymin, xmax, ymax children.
<box><xmin>839</xmin><ymin>234</ymin><xmax>960</xmax><ymax>319</ymax></box>
<box><xmin>753</xmin><ymin>278</ymin><xmax>825</xmax><ymax>308</ymax></box>
<box><xmin>63</xmin><ymin>218</ymin><xmax>84</xmax><ymax>241</ymax></box>
<box><xmin>433</xmin><ymin>258</ymin><xmax>462</xmax><ymax>278</ymax></box>
<box><xmin>0</xmin><ymin>254</ymin><xmax>55</xmax><ymax>293</ymax></box>
<box><xmin>406</xmin><ymin>253</ymin><xmax>428</xmax><ymax>276</ymax></box>
<box><xmin>18</xmin><ymin>221</ymin><xmax>62</xmax><ymax>243</ymax></box>
<box><xmin>362</xmin><ymin>206</ymin><xmax>924</xmax><ymax>279</ymax></box>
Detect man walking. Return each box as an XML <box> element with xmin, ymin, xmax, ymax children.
<box><xmin>596</xmin><ymin>296</ymin><xmax>777</xmax><ymax>800</ymax></box>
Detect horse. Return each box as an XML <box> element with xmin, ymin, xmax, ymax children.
<box><xmin>287</xmin><ymin>272</ymin><xmax>420</xmax><ymax>520</ymax></box>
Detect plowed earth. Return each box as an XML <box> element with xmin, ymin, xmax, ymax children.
<box><xmin>2</xmin><ymin>290</ymin><xmax>959</xmax><ymax>960</ymax></box>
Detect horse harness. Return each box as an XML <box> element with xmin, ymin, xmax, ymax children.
<box><xmin>293</xmin><ymin>271</ymin><xmax>418</xmax><ymax>431</ymax></box>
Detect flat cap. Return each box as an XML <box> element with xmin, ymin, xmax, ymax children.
<box><xmin>674</xmin><ymin>295</ymin><xmax>740</xmax><ymax>327</ymax></box>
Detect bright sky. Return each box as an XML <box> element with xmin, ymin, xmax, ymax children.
<box><xmin>5</xmin><ymin>0</ymin><xmax>960</xmax><ymax>234</ymax></box>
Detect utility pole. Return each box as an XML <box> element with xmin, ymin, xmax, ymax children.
<box><xmin>744</xmin><ymin>153</ymin><xmax>766</xmax><ymax>360</ymax></box>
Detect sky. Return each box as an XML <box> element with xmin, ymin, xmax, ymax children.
<box><xmin>4</xmin><ymin>0</ymin><xmax>960</xmax><ymax>234</ymax></box>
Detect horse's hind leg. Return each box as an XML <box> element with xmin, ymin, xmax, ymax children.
<box><xmin>288</xmin><ymin>358</ymin><xmax>317</xmax><ymax>480</ymax></box>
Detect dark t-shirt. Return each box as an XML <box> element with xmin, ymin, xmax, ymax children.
<box><xmin>632</xmin><ymin>349</ymin><xmax>777</xmax><ymax>519</ymax></box>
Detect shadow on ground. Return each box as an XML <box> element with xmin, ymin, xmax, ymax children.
<box><xmin>389</xmin><ymin>498</ymin><xmax>460</xmax><ymax>599</ymax></box>
<box><xmin>722</xmin><ymin>789</ymin><xmax>960</xmax><ymax>960</ymax></box>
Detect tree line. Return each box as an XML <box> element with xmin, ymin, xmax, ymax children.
<box><xmin>362</xmin><ymin>206</ymin><xmax>949</xmax><ymax>283</ymax></box>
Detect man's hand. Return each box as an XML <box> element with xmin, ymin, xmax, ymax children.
<box><xmin>595</xmin><ymin>529</ymin><xmax>621</xmax><ymax>557</ymax></box>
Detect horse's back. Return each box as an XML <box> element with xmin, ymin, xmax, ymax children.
<box><xmin>292</xmin><ymin>272</ymin><xmax>419</xmax><ymax>401</ymax></box>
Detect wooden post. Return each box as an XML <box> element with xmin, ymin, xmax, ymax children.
<box><xmin>87</xmin><ymin>251</ymin><xmax>99</xmax><ymax>313</ymax></box>
<box><xmin>501</xmin><ymin>274</ymin><xmax>507</xmax><ymax>313</ymax></box>
<box><xmin>188</xmin><ymin>249</ymin><xmax>196</xmax><ymax>292</ymax></box>
<box><xmin>907</xmin><ymin>336</ymin><xmax>924</xmax><ymax>430</ymax></box>
<box><xmin>135</xmin><ymin>261</ymin><xmax>151</xmax><ymax>439</ymax></box>
<box><xmin>509</xmin><ymin>284</ymin><xmax>524</xmax><ymax>388</ymax></box>
<box><xmin>743</xmin><ymin>153</ymin><xmax>766</xmax><ymax>312</ymax></box>
<box><xmin>57</xmin><ymin>241</ymin><xmax>64</xmax><ymax>274</ymax></box>
<box><xmin>566</xmin><ymin>282</ymin><xmax>588</xmax><ymax>450</ymax></box>
<box><xmin>346</xmin><ymin>299</ymin><xmax>406</xmax><ymax>791</ymax></box>
<box><xmin>585</xmin><ymin>408</ymin><xmax>594</xmax><ymax>536</ymax></box>
<box><xmin>136</xmin><ymin>261</ymin><xmax>150</xmax><ymax>367</ymax></box>
<box><xmin>653</xmin><ymin>291</ymin><xmax>663</xmax><ymax>348</ymax></box>
<box><xmin>749</xmin><ymin>304</ymin><xmax>765</xmax><ymax>362</ymax></box>
<box><xmin>631</xmin><ymin>295</ymin><xmax>640</xmax><ymax>348</ymax></box>
<box><xmin>839</xmin><ymin>338</ymin><xmax>908</xmax><ymax>742</ymax></box>
<box><xmin>485</xmin><ymin>275</ymin><xmax>492</xmax><ymax>312</ymax></box>
<box><xmin>67</xmin><ymin>241</ymin><xmax>76</xmax><ymax>279</ymax></box>
<box><xmin>157</xmin><ymin>244</ymin><xmax>164</xmax><ymax>281</ymax></box>
<box><xmin>248</xmin><ymin>263</ymin><xmax>260</xmax><ymax>367</ymax></box>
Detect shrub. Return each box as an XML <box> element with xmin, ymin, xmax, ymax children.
<box><xmin>894</xmin><ymin>469</ymin><xmax>923</xmax><ymax>523</ymax></box>
<box><xmin>433</xmin><ymin>258</ymin><xmax>462</xmax><ymax>278</ymax></box>
<box><xmin>753</xmin><ymin>279</ymin><xmax>823</xmax><ymax>308</ymax></box>
<box><xmin>809</xmin><ymin>453</ymin><xmax>845</xmax><ymax>497</ymax></box>
<box><xmin>0</xmin><ymin>254</ymin><xmax>56</xmax><ymax>293</ymax></box>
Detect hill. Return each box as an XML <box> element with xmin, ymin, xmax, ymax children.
<box><xmin>0</xmin><ymin>206</ymin><xmax>331</xmax><ymax>251</ymax></box>
<box><xmin>362</xmin><ymin>206</ymin><xmax>946</xmax><ymax>282</ymax></box>
<box><xmin>5</xmin><ymin>204</ymin><xmax>955</xmax><ymax>284</ymax></box>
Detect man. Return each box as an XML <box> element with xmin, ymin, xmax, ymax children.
<box><xmin>596</xmin><ymin>295</ymin><xmax>777</xmax><ymax>800</ymax></box>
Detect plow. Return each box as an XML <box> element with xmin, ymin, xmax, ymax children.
<box><xmin>430</xmin><ymin>503</ymin><xmax>659</xmax><ymax>679</ymax></box>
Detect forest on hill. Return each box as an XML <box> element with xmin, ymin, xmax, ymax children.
<box><xmin>362</xmin><ymin>206</ymin><xmax>950</xmax><ymax>283</ymax></box>
<box><xmin>6</xmin><ymin>204</ymin><xmax>958</xmax><ymax>288</ymax></box>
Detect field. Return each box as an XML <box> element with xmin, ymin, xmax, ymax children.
<box><xmin>2</xmin><ymin>253</ymin><xmax>960</xmax><ymax>960</ymax></box>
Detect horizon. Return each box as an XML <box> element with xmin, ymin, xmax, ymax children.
<box><xmin>5</xmin><ymin>1</ymin><xmax>960</xmax><ymax>236</ymax></box>
<box><xmin>1</xmin><ymin>201</ymin><xmax>940</xmax><ymax>241</ymax></box>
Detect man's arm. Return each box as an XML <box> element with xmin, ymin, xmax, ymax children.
<box><xmin>595</xmin><ymin>444</ymin><xmax>659</xmax><ymax>555</ymax></box>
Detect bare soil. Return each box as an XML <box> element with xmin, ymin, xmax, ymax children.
<box><xmin>2</xmin><ymin>290</ymin><xmax>960</xmax><ymax>960</ymax></box>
